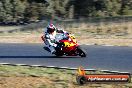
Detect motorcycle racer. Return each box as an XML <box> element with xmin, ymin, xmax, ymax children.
<box><xmin>42</xmin><ymin>23</ymin><xmax>68</xmax><ymax>54</ymax></box>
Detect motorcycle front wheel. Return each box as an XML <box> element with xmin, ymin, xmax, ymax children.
<box><xmin>77</xmin><ymin>46</ymin><xmax>87</xmax><ymax>57</ymax></box>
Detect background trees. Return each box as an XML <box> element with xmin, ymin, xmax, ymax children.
<box><xmin>120</xmin><ymin>0</ymin><xmax>132</xmax><ymax>15</ymax></box>
<box><xmin>0</xmin><ymin>0</ymin><xmax>132</xmax><ymax>23</ymax></box>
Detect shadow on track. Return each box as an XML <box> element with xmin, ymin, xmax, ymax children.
<box><xmin>0</xmin><ymin>56</ymin><xmax>80</xmax><ymax>58</ymax></box>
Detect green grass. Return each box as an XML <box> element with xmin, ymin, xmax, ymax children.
<box><xmin>0</xmin><ymin>65</ymin><xmax>132</xmax><ymax>88</ymax></box>
<box><xmin>0</xmin><ymin>65</ymin><xmax>73</xmax><ymax>77</ymax></box>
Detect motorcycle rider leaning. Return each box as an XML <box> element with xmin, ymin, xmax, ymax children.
<box><xmin>42</xmin><ymin>23</ymin><xmax>68</xmax><ymax>54</ymax></box>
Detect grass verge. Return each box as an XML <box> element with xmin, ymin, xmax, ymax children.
<box><xmin>0</xmin><ymin>65</ymin><xmax>131</xmax><ymax>88</ymax></box>
<box><xmin>0</xmin><ymin>21</ymin><xmax>132</xmax><ymax>46</ymax></box>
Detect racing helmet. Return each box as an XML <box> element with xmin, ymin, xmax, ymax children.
<box><xmin>47</xmin><ymin>23</ymin><xmax>56</xmax><ymax>33</ymax></box>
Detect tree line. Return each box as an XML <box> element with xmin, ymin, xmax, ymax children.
<box><xmin>0</xmin><ymin>0</ymin><xmax>132</xmax><ymax>24</ymax></box>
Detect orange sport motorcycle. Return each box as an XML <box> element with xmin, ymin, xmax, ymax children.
<box><xmin>41</xmin><ymin>33</ymin><xmax>86</xmax><ymax>57</ymax></box>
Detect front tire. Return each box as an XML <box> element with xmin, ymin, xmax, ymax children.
<box><xmin>77</xmin><ymin>46</ymin><xmax>87</xmax><ymax>57</ymax></box>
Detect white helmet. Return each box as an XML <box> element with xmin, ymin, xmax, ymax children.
<box><xmin>47</xmin><ymin>23</ymin><xmax>56</xmax><ymax>33</ymax></box>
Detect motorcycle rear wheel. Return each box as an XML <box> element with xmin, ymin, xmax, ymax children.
<box><xmin>55</xmin><ymin>52</ymin><xmax>63</xmax><ymax>57</ymax></box>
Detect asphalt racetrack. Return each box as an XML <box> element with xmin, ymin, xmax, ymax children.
<box><xmin>0</xmin><ymin>43</ymin><xmax>132</xmax><ymax>73</ymax></box>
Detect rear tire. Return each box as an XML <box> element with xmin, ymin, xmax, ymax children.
<box><xmin>55</xmin><ymin>53</ymin><xmax>63</xmax><ymax>57</ymax></box>
<box><xmin>55</xmin><ymin>46</ymin><xmax>63</xmax><ymax>57</ymax></box>
<box><xmin>55</xmin><ymin>52</ymin><xmax>63</xmax><ymax>57</ymax></box>
<box><xmin>77</xmin><ymin>46</ymin><xmax>87</xmax><ymax>57</ymax></box>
